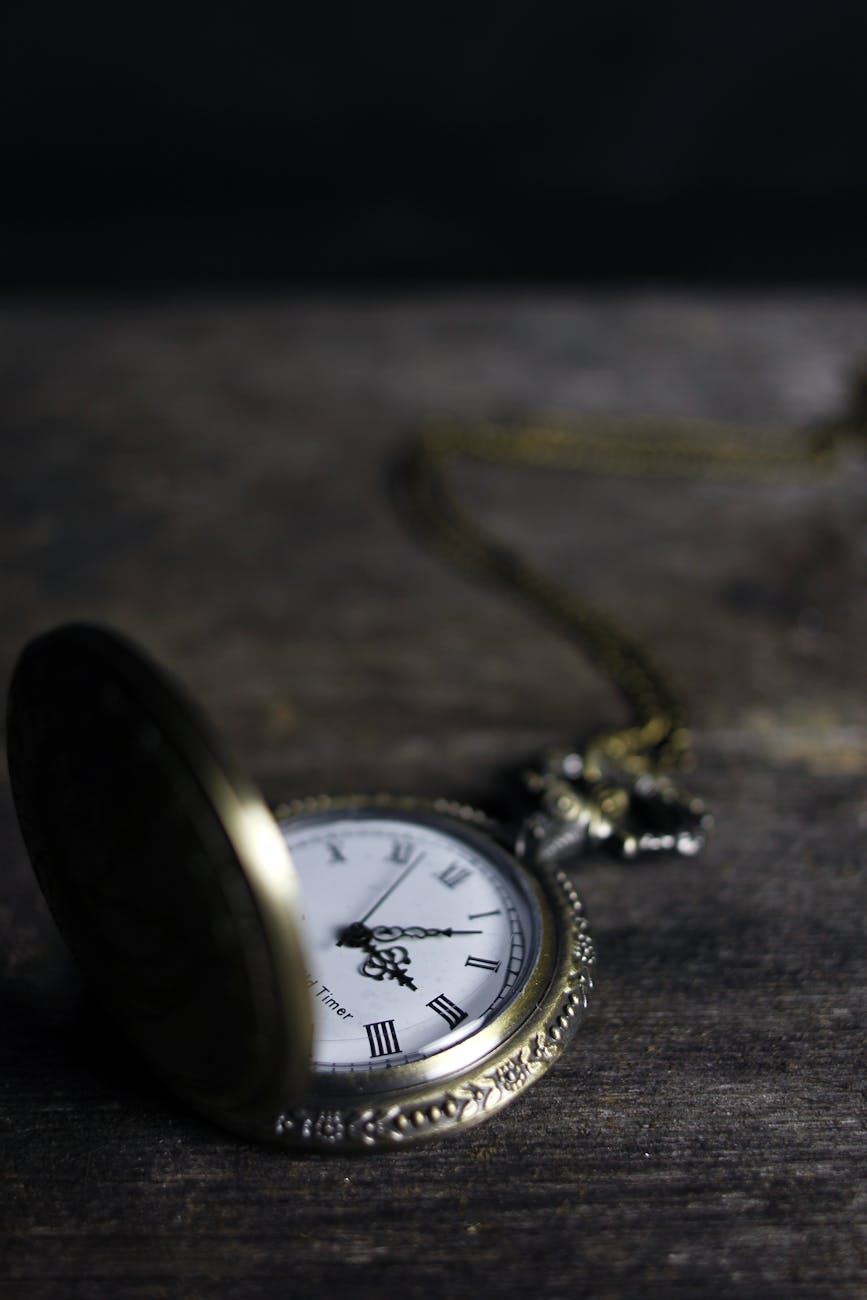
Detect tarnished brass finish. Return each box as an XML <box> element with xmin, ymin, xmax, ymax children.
<box><xmin>6</xmin><ymin>625</ymin><xmax>312</xmax><ymax>1141</ymax></box>
<box><xmin>6</xmin><ymin>631</ymin><xmax>591</xmax><ymax>1150</ymax></box>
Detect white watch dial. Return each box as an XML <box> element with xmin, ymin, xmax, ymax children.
<box><xmin>280</xmin><ymin>813</ymin><xmax>542</xmax><ymax>1072</ymax></box>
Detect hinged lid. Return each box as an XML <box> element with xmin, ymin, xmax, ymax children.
<box><xmin>6</xmin><ymin>624</ymin><xmax>312</xmax><ymax>1141</ymax></box>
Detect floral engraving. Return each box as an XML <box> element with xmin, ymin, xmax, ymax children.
<box><xmin>306</xmin><ymin>1110</ymin><xmax>346</xmax><ymax>1144</ymax></box>
<box><xmin>491</xmin><ymin>1051</ymin><xmax>532</xmax><ymax>1094</ymax></box>
<box><xmin>530</xmin><ymin>1031</ymin><xmax>554</xmax><ymax>1063</ymax></box>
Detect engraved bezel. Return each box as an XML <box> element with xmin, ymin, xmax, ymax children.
<box><xmin>264</xmin><ymin>794</ymin><xmax>594</xmax><ymax>1150</ymax></box>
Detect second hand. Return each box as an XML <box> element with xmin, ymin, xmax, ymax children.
<box><xmin>358</xmin><ymin>851</ymin><xmax>426</xmax><ymax>927</ymax></box>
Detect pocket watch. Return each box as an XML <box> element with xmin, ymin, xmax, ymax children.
<box><xmin>12</xmin><ymin>416</ymin><xmax>778</xmax><ymax>1152</ymax></box>
<box><xmin>6</xmin><ymin>624</ymin><xmax>597</xmax><ymax>1150</ymax></box>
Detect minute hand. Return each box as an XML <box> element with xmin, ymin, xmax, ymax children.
<box><xmin>338</xmin><ymin>922</ymin><xmax>481</xmax><ymax>948</ymax></box>
<box><xmin>370</xmin><ymin>925</ymin><xmax>482</xmax><ymax>942</ymax></box>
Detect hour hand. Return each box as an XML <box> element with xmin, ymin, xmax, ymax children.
<box><xmin>335</xmin><ymin>923</ymin><xmax>417</xmax><ymax>989</ymax></box>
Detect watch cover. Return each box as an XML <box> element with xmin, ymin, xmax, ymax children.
<box><xmin>6</xmin><ymin>623</ymin><xmax>312</xmax><ymax>1139</ymax></box>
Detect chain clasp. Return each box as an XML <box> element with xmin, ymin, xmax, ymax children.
<box><xmin>517</xmin><ymin>745</ymin><xmax>712</xmax><ymax>867</ymax></box>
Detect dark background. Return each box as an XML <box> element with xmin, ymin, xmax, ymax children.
<box><xmin>4</xmin><ymin>1</ymin><xmax>867</xmax><ymax>289</ymax></box>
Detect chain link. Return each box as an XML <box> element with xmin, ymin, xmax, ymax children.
<box><xmin>392</xmin><ymin>389</ymin><xmax>863</xmax><ymax>862</ymax></box>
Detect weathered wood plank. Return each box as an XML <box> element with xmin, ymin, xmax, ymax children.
<box><xmin>1</xmin><ymin>294</ymin><xmax>865</xmax><ymax>1298</ymax></box>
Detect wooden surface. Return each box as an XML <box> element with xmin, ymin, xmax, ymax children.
<box><xmin>1</xmin><ymin>294</ymin><xmax>865</xmax><ymax>1298</ymax></box>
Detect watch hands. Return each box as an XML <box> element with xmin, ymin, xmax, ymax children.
<box><xmin>333</xmin><ymin>853</ymin><xmax>426</xmax><ymax>990</ymax></box>
<box><xmin>336</xmin><ymin>921</ymin><xmax>417</xmax><ymax>988</ymax></box>
<box><xmin>336</xmin><ymin>922</ymin><xmax>482</xmax><ymax>992</ymax></box>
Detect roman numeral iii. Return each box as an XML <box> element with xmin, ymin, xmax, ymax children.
<box><xmin>427</xmin><ymin>993</ymin><xmax>468</xmax><ymax>1030</ymax></box>
<box><xmin>365</xmin><ymin>1019</ymin><xmax>401</xmax><ymax>1057</ymax></box>
<box><xmin>465</xmin><ymin>955</ymin><xmax>501</xmax><ymax>973</ymax></box>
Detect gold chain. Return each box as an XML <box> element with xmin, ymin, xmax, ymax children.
<box><xmin>392</xmin><ymin>381</ymin><xmax>864</xmax><ymax>860</ymax></box>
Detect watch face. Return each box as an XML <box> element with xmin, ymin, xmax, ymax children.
<box><xmin>280</xmin><ymin>811</ymin><xmax>543</xmax><ymax>1077</ymax></box>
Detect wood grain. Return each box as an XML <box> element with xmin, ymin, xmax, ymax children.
<box><xmin>1</xmin><ymin>294</ymin><xmax>865</xmax><ymax>1298</ymax></box>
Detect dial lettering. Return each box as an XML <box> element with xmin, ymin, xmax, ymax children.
<box><xmin>326</xmin><ymin>840</ymin><xmax>346</xmax><ymax>863</ymax></box>
<box><xmin>426</xmin><ymin>993</ymin><xmax>468</xmax><ymax>1030</ymax></box>
<box><xmin>387</xmin><ymin>839</ymin><xmax>417</xmax><ymax>865</ymax></box>
<box><xmin>436</xmin><ymin>862</ymin><xmax>471</xmax><ymax>889</ymax></box>
<box><xmin>365</xmin><ymin>1019</ymin><xmax>401</xmax><ymax>1057</ymax></box>
<box><xmin>465</xmin><ymin>955</ymin><xmax>501</xmax><ymax>973</ymax></box>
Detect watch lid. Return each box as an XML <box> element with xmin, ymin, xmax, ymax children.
<box><xmin>6</xmin><ymin>623</ymin><xmax>312</xmax><ymax>1140</ymax></box>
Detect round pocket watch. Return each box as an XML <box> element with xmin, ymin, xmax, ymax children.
<box><xmin>6</xmin><ymin>423</ymin><xmax>716</xmax><ymax>1150</ymax></box>
<box><xmin>6</xmin><ymin>624</ymin><xmax>595</xmax><ymax>1150</ymax></box>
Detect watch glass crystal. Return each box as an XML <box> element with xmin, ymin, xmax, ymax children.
<box><xmin>280</xmin><ymin>813</ymin><xmax>542</xmax><ymax>1073</ymax></box>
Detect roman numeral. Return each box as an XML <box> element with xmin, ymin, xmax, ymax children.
<box><xmin>388</xmin><ymin>839</ymin><xmax>416</xmax><ymax>865</ymax></box>
<box><xmin>436</xmin><ymin>862</ymin><xmax>471</xmax><ymax>889</ymax></box>
<box><xmin>468</xmin><ymin>909</ymin><xmax>501</xmax><ymax>920</ymax></box>
<box><xmin>427</xmin><ymin>993</ymin><xmax>468</xmax><ymax>1030</ymax></box>
<box><xmin>365</xmin><ymin>1019</ymin><xmax>401</xmax><ymax>1057</ymax></box>
<box><xmin>465</xmin><ymin>955</ymin><xmax>501</xmax><ymax>973</ymax></box>
<box><xmin>326</xmin><ymin>840</ymin><xmax>346</xmax><ymax>863</ymax></box>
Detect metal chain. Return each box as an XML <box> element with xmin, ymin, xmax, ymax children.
<box><xmin>392</xmin><ymin>390</ymin><xmax>863</xmax><ymax>863</ymax></box>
